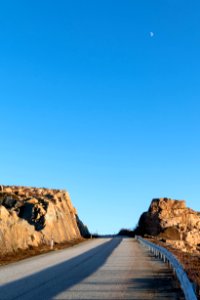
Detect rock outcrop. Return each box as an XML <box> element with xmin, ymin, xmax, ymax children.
<box><xmin>0</xmin><ymin>185</ymin><xmax>90</xmax><ymax>255</ymax></box>
<box><xmin>135</xmin><ymin>198</ymin><xmax>200</xmax><ymax>253</ymax></box>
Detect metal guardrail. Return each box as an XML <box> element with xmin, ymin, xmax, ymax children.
<box><xmin>135</xmin><ymin>235</ymin><xmax>197</xmax><ymax>300</ymax></box>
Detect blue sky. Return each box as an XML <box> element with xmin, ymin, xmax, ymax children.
<box><xmin>1</xmin><ymin>1</ymin><xmax>200</xmax><ymax>234</ymax></box>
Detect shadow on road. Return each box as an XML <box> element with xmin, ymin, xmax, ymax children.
<box><xmin>0</xmin><ymin>238</ymin><xmax>122</xmax><ymax>300</ymax></box>
<box><xmin>127</xmin><ymin>275</ymin><xmax>185</xmax><ymax>300</ymax></box>
<box><xmin>127</xmin><ymin>254</ymin><xmax>185</xmax><ymax>300</ymax></box>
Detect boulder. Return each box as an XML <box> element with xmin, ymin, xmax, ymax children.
<box><xmin>135</xmin><ymin>198</ymin><xmax>200</xmax><ymax>253</ymax></box>
<box><xmin>0</xmin><ymin>185</ymin><xmax>90</xmax><ymax>255</ymax></box>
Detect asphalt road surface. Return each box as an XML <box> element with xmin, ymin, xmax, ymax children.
<box><xmin>0</xmin><ymin>238</ymin><xmax>184</xmax><ymax>299</ymax></box>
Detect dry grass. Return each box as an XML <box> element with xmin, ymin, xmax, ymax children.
<box><xmin>0</xmin><ymin>238</ymin><xmax>85</xmax><ymax>266</ymax></box>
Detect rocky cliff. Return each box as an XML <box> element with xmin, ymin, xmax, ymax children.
<box><xmin>135</xmin><ymin>198</ymin><xmax>200</xmax><ymax>253</ymax></box>
<box><xmin>0</xmin><ymin>185</ymin><xmax>90</xmax><ymax>255</ymax></box>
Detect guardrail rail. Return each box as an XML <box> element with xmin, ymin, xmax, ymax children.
<box><xmin>135</xmin><ymin>235</ymin><xmax>197</xmax><ymax>300</ymax></box>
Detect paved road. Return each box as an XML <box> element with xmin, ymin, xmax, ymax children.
<box><xmin>0</xmin><ymin>238</ymin><xmax>184</xmax><ymax>299</ymax></box>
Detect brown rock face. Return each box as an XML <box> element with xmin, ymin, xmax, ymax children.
<box><xmin>0</xmin><ymin>185</ymin><xmax>90</xmax><ymax>255</ymax></box>
<box><xmin>136</xmin><ymin>198</ymin><xmax>200</xmax><ymax>252</ymax></box>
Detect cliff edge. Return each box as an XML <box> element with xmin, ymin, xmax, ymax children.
<box><xmin>0</xmin><ymin>185</ymin><xmax>90</xmax><ymax>255</ymax></box>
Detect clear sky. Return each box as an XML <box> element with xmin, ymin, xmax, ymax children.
<box><xmin>1</xmin><ymin>1</ymin><xmax>200</xmax><ymax>234</ymax></box>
